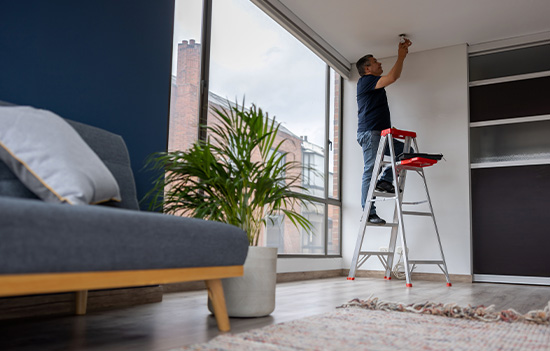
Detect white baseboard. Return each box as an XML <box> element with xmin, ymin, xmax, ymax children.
<box><xmin>474</xmin><ymin>274</ymin><xmax>550</xmax><ymax>286</ymax></box>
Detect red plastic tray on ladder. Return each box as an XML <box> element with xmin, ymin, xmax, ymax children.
<box><xmin>399</xmin><ymin>157</ymin><xmax>438</xmax><ymax>168</ymax></box>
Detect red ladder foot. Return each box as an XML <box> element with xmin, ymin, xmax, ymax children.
<box><xmin>406</xmin><ymin>283</ymin><xmax>413</xmax><ymax>288</ymax></box>
<box><xmin>446</xmin><ymin>283</ymin><xmax>452</xmax><ymax>287</ymax></box>
<box><xmin>347</xmin><ymin>277</ymin><xmax>355</xmax><ymax>280</ymax></box>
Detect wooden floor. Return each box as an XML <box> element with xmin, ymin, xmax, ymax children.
<box><xmin>1</xmin><ymin>277</ymin><xmax>550</xmax><ymax>351</ymax></box>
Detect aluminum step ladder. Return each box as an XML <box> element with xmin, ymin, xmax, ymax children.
<box><xmin>347</xmin><ymin>128</ymin><xmax>451</xmax><ymax>287</ymax></box>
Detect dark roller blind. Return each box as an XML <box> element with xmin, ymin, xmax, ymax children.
<box><xmin>469</xmin><ymin>44</ymin><xmax>550</xmax><ymax>82</ymax></box>
<box><xmin>472</xmin><ymin>165</ymin><xmax>550</xmax><ymax>277</ymax></box>
<box><xmin>470</xmin><ymin>76</ymin><xmax>550</xmax><ymax>122</ymax></box>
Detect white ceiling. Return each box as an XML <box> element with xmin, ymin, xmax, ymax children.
<box><xmin>278</xmin><ymin>0</ymin><xmax>550</xmax><ymax>64</ymax></box>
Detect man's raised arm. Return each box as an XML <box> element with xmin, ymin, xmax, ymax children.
<box><xmin>376</xmin><ymin>39</ymin><xmax>412</xmax><ymax>89</ymax></box>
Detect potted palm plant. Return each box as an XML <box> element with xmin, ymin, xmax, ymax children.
<box><xmin>145</xmin><ymin>99</ymin><xmax>315</xmax><ymax>317</ymax></box>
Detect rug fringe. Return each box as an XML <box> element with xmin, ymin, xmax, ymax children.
<box><xmin>338</xmin><ymin>297</ymin><xmax>550</xmax><ymax>325</ymax></box>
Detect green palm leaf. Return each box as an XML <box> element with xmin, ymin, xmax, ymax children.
<box><xmin>144</xmin><ymin>99</ymin><xmax>316</xmax><ymax>246</ymax></box>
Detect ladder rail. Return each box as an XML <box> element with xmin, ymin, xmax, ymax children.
<box><xmin>384</xmin><ymin>205</ymin><xmax>400</xmax><ymax>279</ymax></box>
<box><xmin>377</xmin><ymin>255</ymin><xmax>389</xmax><ymax>271</ymax></box>
<box><xmin>384</xmin><ymin>137</ymin><xmax>411</xmax><ymax>280</ymax></box>
<box><xmin>348</xmin><ymin>135</ymin><xmax>388</xmax><ymax>279</ymax></box>
<box><xmin>418</xmin><ymin>167</ymin><xmax>452</xmax><ymax>285</ymax></box>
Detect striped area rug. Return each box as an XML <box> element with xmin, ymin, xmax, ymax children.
<box><xmin>177</xmin><ymin>298</ymin><xmax>550</xmax><ymax>351</ymax></box>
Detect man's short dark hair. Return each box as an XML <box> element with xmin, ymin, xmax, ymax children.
<box><xmin>356</xmin><ymin>54</ymin><xmax>373</xmax><ymax>76</ymax></box>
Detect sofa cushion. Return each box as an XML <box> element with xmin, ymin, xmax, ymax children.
<box><xmin>65</xmin><ymin>119</ymin><xmax>140</xmax><ymax>210</ymax></box>
<box><xmin>0</xmin><ymin>106</ymin><xmax>121</xmax><ymax>205</ymax></box>
<box><xmin>0</xmin><ymin>100</ymin><xmax>139</xmax><ymax>210</ymax></box>
<box><xmin>0</xmin><ymin>197</ymin><xmax>249</xmax><ymax>274</ymax></box>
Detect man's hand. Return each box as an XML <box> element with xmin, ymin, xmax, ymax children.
<box><xmin>398</xmin><ymin>39</ymin><xmax>412</xmax><ymax>59</ymax></box>
<box><xmin>375</xmin><ymin>39</ymin><xmax>412</xmax><ymax>89</ymax></box>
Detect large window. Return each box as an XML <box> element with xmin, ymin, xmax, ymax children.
<box><xmin>169</xmin><ymin>0</ymin><xmax>204</xmax><ymax>152</ymax></box>
<box><xmin>169</xmin><ymin>0</ymin><xmax>342</xmax><ymax>256</ymax></box>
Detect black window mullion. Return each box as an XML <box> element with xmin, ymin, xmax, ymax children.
<box><xmin>198</xmin><ymin>0</ymin><xmax>212</xmax><ymax>142</ymax></box>
<box><xmin>324</xmin><ymin>65</ymin><xmax>330</xmax><ymax>255</ymax></box>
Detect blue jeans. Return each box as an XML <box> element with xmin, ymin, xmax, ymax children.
<box><xmin>357</xmin><ymin>130</ymin><xmax>408</xmax><ymax>215</ymax></box>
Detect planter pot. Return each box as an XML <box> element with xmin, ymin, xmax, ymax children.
<box><xmin>209</xmin><ymin>246</ymin><xmax>277</xmax><ymax>317</ymax></box>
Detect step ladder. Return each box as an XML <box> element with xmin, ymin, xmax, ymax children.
<box><xmin>347</xmin><ymin>128</ymin><xmax>451</xmax><ymax>287</ymax></box>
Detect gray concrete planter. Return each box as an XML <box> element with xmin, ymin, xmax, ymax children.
<box><xmin>209</xmin><ymin>246</ymin><xmax>278</xmax><ymax>317</ymax></box>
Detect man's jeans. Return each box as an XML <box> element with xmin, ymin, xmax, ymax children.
<box><xmin>357</xmin><ymin>130</ymin><xmax>408</xmax><ymax>215</ymax></box>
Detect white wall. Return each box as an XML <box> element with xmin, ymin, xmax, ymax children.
<box><xmin>342</xmin><ymin>44</ymin><xmax>471</xmax><ymax>275</ymax></box>
<box><xmin>277</xmin><ymin>44</ymin><xmax>471</xmax><ymax>275</ymax></box>
<box><xmin>277</xmin><ymin>257</ymin><xmax>343</xmax><ymax>273</ymax></box>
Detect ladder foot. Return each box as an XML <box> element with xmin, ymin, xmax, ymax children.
<box><xmin>406</xmin><ymin>283</ymin><xmax>413</xmax><ymax>288</ymax></box>
<box><xmin>347</xmin><ymin>277</ymin><xmax>355</xmax><ymax>280</ymax></box>
<box><xmin>384</xmin><ymin>276</ymin><xmax>391</xmax><ymax>280</ymax></box>
<box><xmin>446</xmin><ymin>283</ymin><xmax>452</xmax><ymax>287</ymax></box>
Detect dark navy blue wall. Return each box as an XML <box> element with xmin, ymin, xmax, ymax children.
<box><xmin>0</xmin><ymin>0</ymin><xmax>174</xmax><ymax>209</ymax></box>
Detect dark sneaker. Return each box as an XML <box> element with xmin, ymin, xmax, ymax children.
<box><xmin>376</xmin><ymin>180</ymin><xmax>395</xmax><ymax>193</ymax></box>
<box><xmin>368</xmin><ymin>214</ymin><xmax>386</xmax><ymax>225</ymax></box>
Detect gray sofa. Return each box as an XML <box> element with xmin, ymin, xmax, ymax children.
<box><xmin>0</xmin><ymin>102</ymin><xmax>249</xmax><ymax>331</ymax></box>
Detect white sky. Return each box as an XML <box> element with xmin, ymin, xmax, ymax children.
<box><xmin>172</xmin><ymin>0</ymin><xmax>327</xmax><ymax>147</ymax></box>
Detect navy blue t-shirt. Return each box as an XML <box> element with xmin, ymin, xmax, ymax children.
<box><xmin>357</xmin><ymin>75</ymin><xmax>391</xmax><ymax>132</ymax></box>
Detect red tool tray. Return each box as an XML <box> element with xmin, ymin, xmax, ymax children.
<box><xmin>398</xmin><ymin>157</ymin><xmax>437</xmax><ymax>168</ymax></box>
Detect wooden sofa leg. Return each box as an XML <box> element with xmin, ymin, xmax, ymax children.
<box><xmin>75</xmin><ymin>290</ymin><xmax>88</xmax><ymax>315</ymax></box>
<box><xmin>205</xmin><ymin>279</ymin><xmax>230</xmax><ymax>332</ymax></box>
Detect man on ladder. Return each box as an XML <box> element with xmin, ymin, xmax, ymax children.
<box><xmin>356</xmin><ymin>37</ymin><xmax>412</xmax><ymax>225</ymax></box>
<box><xmin>350</xmin><ymin>37</ymin><xmax>452</xmax><ymax>287</ymax></box>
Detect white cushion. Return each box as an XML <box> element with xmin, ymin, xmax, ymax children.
<box><xmin>0</xmin><ymin>106</ymin><xmax>121</xmax><ymax>205</ymax></box>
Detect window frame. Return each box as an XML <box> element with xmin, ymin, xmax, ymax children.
<box><xmin>190</xmin><ymin>0</ymin><xmax>342</xmax><ymax>257</ymax></box>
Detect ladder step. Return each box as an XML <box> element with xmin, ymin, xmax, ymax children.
<box><xmin>371</xmin><ymin>191</ymin><xmax>397</xmax><ymax>198</ymax></box>
<box><xmin>359</xmin><ymin>251</ymin><xmax>393</xmax><ymax>256</ymax></box>
<box><xmin>402</xmin><ymin>200</ymin><xmax>428</xmax><ymax>205</ymax></box>
<box><xmin>396</xmin><ymin>166</ymin><xmax>425</xmax><ymax>172</ymax></box>
<box><xmin>408</xmin><ymin>260</ymin><xmax>444</xmax><ymax>265</ymax></box>
<box><xmin>365</xmin><ymin>222</ymin><xmax>398</xmax><ymax>228</ymax></box>
<box><xmin>402</xmin><ymin>211</ymin><xmax>432</xmax><ymax>217</ymax></box>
